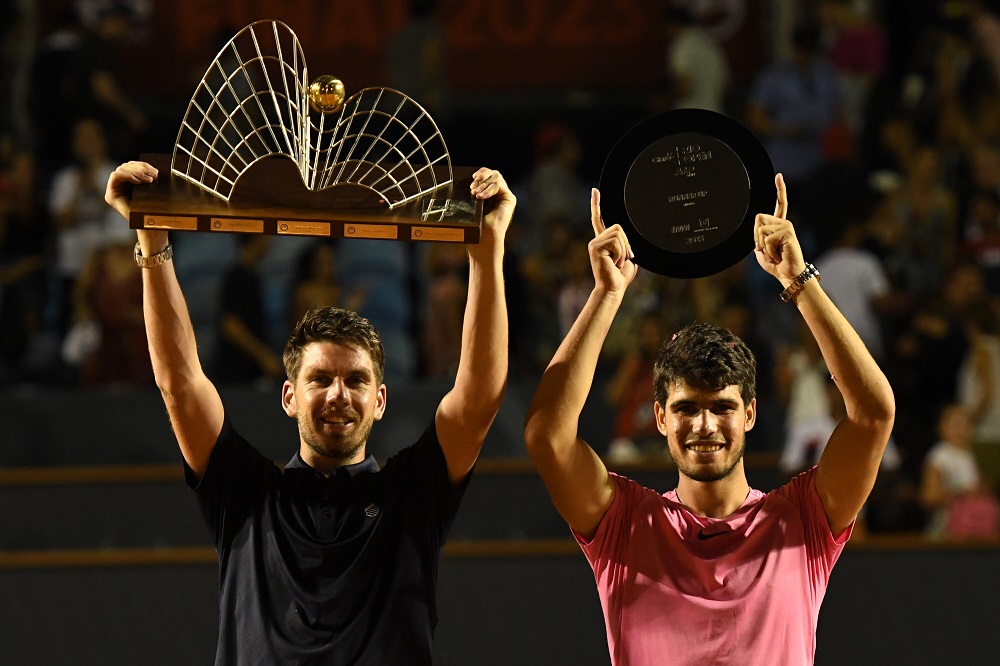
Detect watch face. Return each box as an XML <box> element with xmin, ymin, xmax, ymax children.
<box><xmin>600</xmin><ymin>109</ymin><xmax>774</xmax><ymax>278</ymax></box>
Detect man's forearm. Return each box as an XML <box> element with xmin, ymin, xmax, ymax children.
<box><xmin>138</xmin><ymin>230</ymin><xmax>205</xmax><ymax>394</ymax></box>
<box><xmin>453</xmin><ymin>239</ymin><xmax>508</xmax><ymax>422</ymax></box>
<box><xmin>526</xmin><ymin>288</ymin><xmax>623</xmax><ymax>449</ymax></box>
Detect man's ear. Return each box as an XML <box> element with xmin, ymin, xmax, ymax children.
<box><xmin>281</xmin><ymin>381</ymin><xmax>297</xmax><ymax>418</ymax></box>
<box><xmin>374</xmin><ymin>384</ymin><xmax>387</xmax><ymax>421</ymax></box>
<box><xmin>744</xmin><ymin>398</ymin><xmax>757</xmax><ymax>432</ymax></box>
<box><xmin>654</xmin><ymin>401</ymin><xmax>668</xmax><ymax>436</ymax></box>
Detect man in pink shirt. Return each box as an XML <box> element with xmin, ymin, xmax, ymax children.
<box><xmin>524</xmin><ymin>175</ymin><xmax>895</xmax><ymax>665</ymax></box>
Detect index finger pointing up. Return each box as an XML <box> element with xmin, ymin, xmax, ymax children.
<box><xmin>773</xmin><ymin>173</ymin><xmax>788</xmax><ymax>220</ymax></box>
<box><xmin>591</xmin><ymin>188</ymin><xmax>606</xmax><ymax>236</ymax></box>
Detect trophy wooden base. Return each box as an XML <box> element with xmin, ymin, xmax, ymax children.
<box><xmin>129</xmin><ymin>154</ymin><xmax>483</xmax><ymax>243</ymax></box>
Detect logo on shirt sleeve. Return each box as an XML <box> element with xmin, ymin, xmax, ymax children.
<box><xmin>364</xmin><ymin>503</ymin><xmax>380</xmax><ymax>518</ymax></box>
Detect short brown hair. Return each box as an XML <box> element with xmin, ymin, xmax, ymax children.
<box><xmin>653</xmin><ymin>322</ymin><xmax>756</xmax><ymax>406</ymax></box>
<box><xmin>283</xmin><ymin>307</ymin><xmax>385</xmax><ymax>384</ymax></box>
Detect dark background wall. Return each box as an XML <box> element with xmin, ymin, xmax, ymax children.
<box><xmin>1</xmin><ymin>540</ymin><xmax>998</xmax><ymax>664</ymax></box>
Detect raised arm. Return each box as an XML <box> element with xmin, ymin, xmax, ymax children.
<box><xmin>524</xmin><ymin>189</ymin><xmax>637</xmax><ymax>539</ymax></box>
<box><xmin>435</xmin><ymin>168</ymin><xmax>513</xmax><ymax>484</ymax></box>
<box><xmin>105</xmin><ymin>161</ymin><xmax>224</xmax><ymax>478</ymax></box>
<box><xmin>755</xmin><ymin>174</ymin><xmax>895</xmax><ymax>535</ymax></box>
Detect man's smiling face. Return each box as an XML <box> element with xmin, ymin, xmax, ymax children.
<box><xmin>655</xmin><ymin>380</ymin><xmax>755</xmax><ymax>483</ymax></box>
<box><xmin>282</xmin><ymin>341</ymin><xmax>386</xmax><ymax>471</ymax></box>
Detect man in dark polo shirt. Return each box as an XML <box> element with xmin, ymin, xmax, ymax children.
<box><xmin>106</xmin><ymin>161</ymin><xmax>514</xmax><ymax>664</ymax></box>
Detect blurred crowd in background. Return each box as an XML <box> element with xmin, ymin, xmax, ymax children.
<box><xmin>1</xmin><ymin>0</ymin><xmax>999</xmax><ymax>539</ymax></box>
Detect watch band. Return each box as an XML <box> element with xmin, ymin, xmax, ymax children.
<box><xmin>779</xmin><ymin>263</ymin><xmax>820</xmax><ymax>303</ymax></box>
<box><xmin>134</xmin><ymin>241</ymin><xmax>174</xmax><ymax>269</ymax></box>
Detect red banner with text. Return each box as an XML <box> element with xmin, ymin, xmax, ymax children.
<box><xmin>110</xmin><ymin>0</ymin><xmax>762</xmax><ymax>97</ymax></box>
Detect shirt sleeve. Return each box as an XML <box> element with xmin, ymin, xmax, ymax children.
<box><xmin>774</xmin><ymin>467</ymin><xmax>853</xmax><ymax>604</ymax></box>
<box><xmin>385</xmin><ymin>419</ymin><xmax>471</xmax><ymax>547</ymax></box>
<box><xmin>574</xmin><ymin>474</ymin><xmax>646</xmax><ymax>573</ymax></box>
<box><xmin>183</xmin><ymin>416</ymin><xmax>274</xmax><ymax>553</ymax></box>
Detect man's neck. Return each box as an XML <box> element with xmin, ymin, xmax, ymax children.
<box><xmin>301</xmin><ymin>445</ymin><xmax>366</xmax><ymax>477</ymax></box>
<box><xmin>675</xmin><ymin>471</ymin><xmax>751</xmax><ymax>519</ymax></box>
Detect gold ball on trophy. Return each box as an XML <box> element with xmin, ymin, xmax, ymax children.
<box><xmin>308</xmin><ymin>75</ymin><xmax>346</xmax><ymax>114</ymax></box>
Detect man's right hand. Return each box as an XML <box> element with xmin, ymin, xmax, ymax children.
<box><xmin>588</xmin><ymin>188</ymin><xmax>637</xmax><ymax>295</ymax></box>
<box><xmin>105</xmin><ymin>161</ymin><xmax>157</xmax><ymax>220</ymax></box>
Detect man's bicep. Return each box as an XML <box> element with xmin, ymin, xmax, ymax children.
<box><xmin>815</xmin><ymin>418</ymin><xmax>891</xmax><ymax>534</ymax></box>
<box><xmin>531</xmin><ymin>438</ymin><xmax>615</xmax><ymax>541</ymax></box>
<box><xmin>163</xmin><ymin>374</ymin><xmax>225</xmax><ymax>480</ymax></box>
<box><xmin>434</xmin><ymin>395</ymin><xmax>492</xmax><ymax>485</ymax></box>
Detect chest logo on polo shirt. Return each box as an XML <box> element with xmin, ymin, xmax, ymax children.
<box><xmin>364</xmin><ymin>503</ymin><xmax>380</xmax><ymax>518</ymax></box>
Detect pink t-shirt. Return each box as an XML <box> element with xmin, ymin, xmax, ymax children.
<box><xmin>576</xmin><ymin>468</ymin><xmax>851</xmax><ymax>665</ymax></box>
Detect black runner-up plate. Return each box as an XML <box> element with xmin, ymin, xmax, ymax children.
<box><xmin>599</xmin><ymin>108</ymin><xmax>774</xmax><ymax>278</ymax></box>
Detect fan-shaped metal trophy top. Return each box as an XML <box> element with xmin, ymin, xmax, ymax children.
<box><xmin>128</xmin><ymin>20</ymin><xmax>482</xmax><ymax>243</ymax></box>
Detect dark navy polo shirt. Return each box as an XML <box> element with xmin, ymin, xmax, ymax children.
<box><xmin>184</xmin><ymin>415</ymin><xmax>469</xmax><ymax>665</ymax></box>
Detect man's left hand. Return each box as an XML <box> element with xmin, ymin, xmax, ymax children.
<box><xmin>471</xmin><ymin>168</ymin><xmax>515</xmax><ymax>242</ymax></box>
<box><xmin>753</xmin><ymin>173</ymin><xmax>806</xmax><ymax>283</ymax></box>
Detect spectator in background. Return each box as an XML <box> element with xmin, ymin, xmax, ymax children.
<box><xmin>817</xmin><ymin>0</ymin><xmax>887</xmax><ymax>140</ymax></box>
<box><xmin>920</xmin><ymin>403</ymin><xmax>1000</xmax><ymax>539</ymax></box>
<box><xmin>662</xmin><ymin>7</ymin><xmax>729</xmax><ymax>113</ymax></box>
<box><xmin>877</xmin><ymin>145</ymin><xmax>959</xmax><ymax>298</ymax></box>
<box><xmin>936</xmin><ymin>20</ymin><xmax>1000</xmax><ymax>153</ymax></box>
<box><xmin>48</xmin><ymin>117</ymin><xmax>129</xmax><ymax>337</ymax></box>
<box><xmin>748</xmin><ymin>24</ymin><xmax>839</xmax><ymax>188</ymax></box>
<box><xmin>777</xmin><ymin>322</ymin><xmax>832</xmax><ymax>474</ymax></box>
<box><xmin>815</xmin><ymin>222</ymin><xmax>891</xmax><ymax>362</ymax></box>
<box><xmin>64</xmin><ymin>238</ymin><xmax>151</xmax><ymax>386</ymax></box>
<box><xmin>968</xmin><ymin>0</ymin><xmax>1000</xmax><ymax>78</ymax></box>
<box><xmin>215</xmin><ymin>234</ymin><xmax>283</xmax><ymax>385</ymax></box>
<box><xmin>958</xmin><ymin>301</ymin><xmax>1000</xmax><ymax>493</ymax></box>
<box><xmin>863</xmin><ymin>109</ymin><xmax>917</xmax><ymax>194</ymax></box>
<box><xmin>421</xmin><ymin>242</ymin><xmax>467</xmax><ymax>378</ymax></box>
<box><xmin>602</xmin><ymin>268</ymin><xmax>671</xmax><ymax>362</ymax></box>
<box><xmin>30</xmin><ymin>3</ymin><xmax>147</xmax><ymax>179</ymax></box>
<box><xmin>289</xmin><ymin>241</ymin><xmax>364</xmax><ymax>329</ymax></box>
<box><xmin>960</xmin><ymin>143</ymin><xmax>1000</xmax><ymax>237</ymax></box>
<box><xmin>604</xmin><ymin>311</ymin><xmax>665</xmax><ymax>462</ymax></box>
<box><xmin>31</xmin><ymin>6</ymin><xmax>93</xmax><ymax>176</ymax></box>
<box><xmin>523</xmin><ymin>122</ymin><xmax>588</xmax><ymax>254</ymax></box>
<box><xmin>958</xmin><ymin>187</ymin><xmax>1000</xmax><ymax>292</ymax></box>
<box><xmin>386</xmin><ymin>0</ymin><xmax>449</xmax><ymax>121</ymax></box>
<box><xmin>0</xmin><ymin>138</ymin><xmax>47</xmax><ymax>383</ymax></box>
<box><xmin>894</xmin><ymin>262</ymin><xmax>984</xmax><ymax>472</ymax></box>
<box><xmin>556</xmin><ymin>237</ymin><xmax>593</xmax><ymax>338</ymax></box>
<box><xmin>748</xmin><ymin>23</ymin><xmax>839</xmax><ymax>248</ymax></box>
<box><xmin>82</xmin><ymin>2</ymin><xmax>148</xmax><ymax>153</ymax></box>
<box><xmin>518</xmin><ymin>220</ymin><xmax>573</xmax><ymax>371</ymax></box>
<box><xmin>780</xmin><ymin>361</ymin><xmax>901</xmax><ymax>476</ymax></box>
